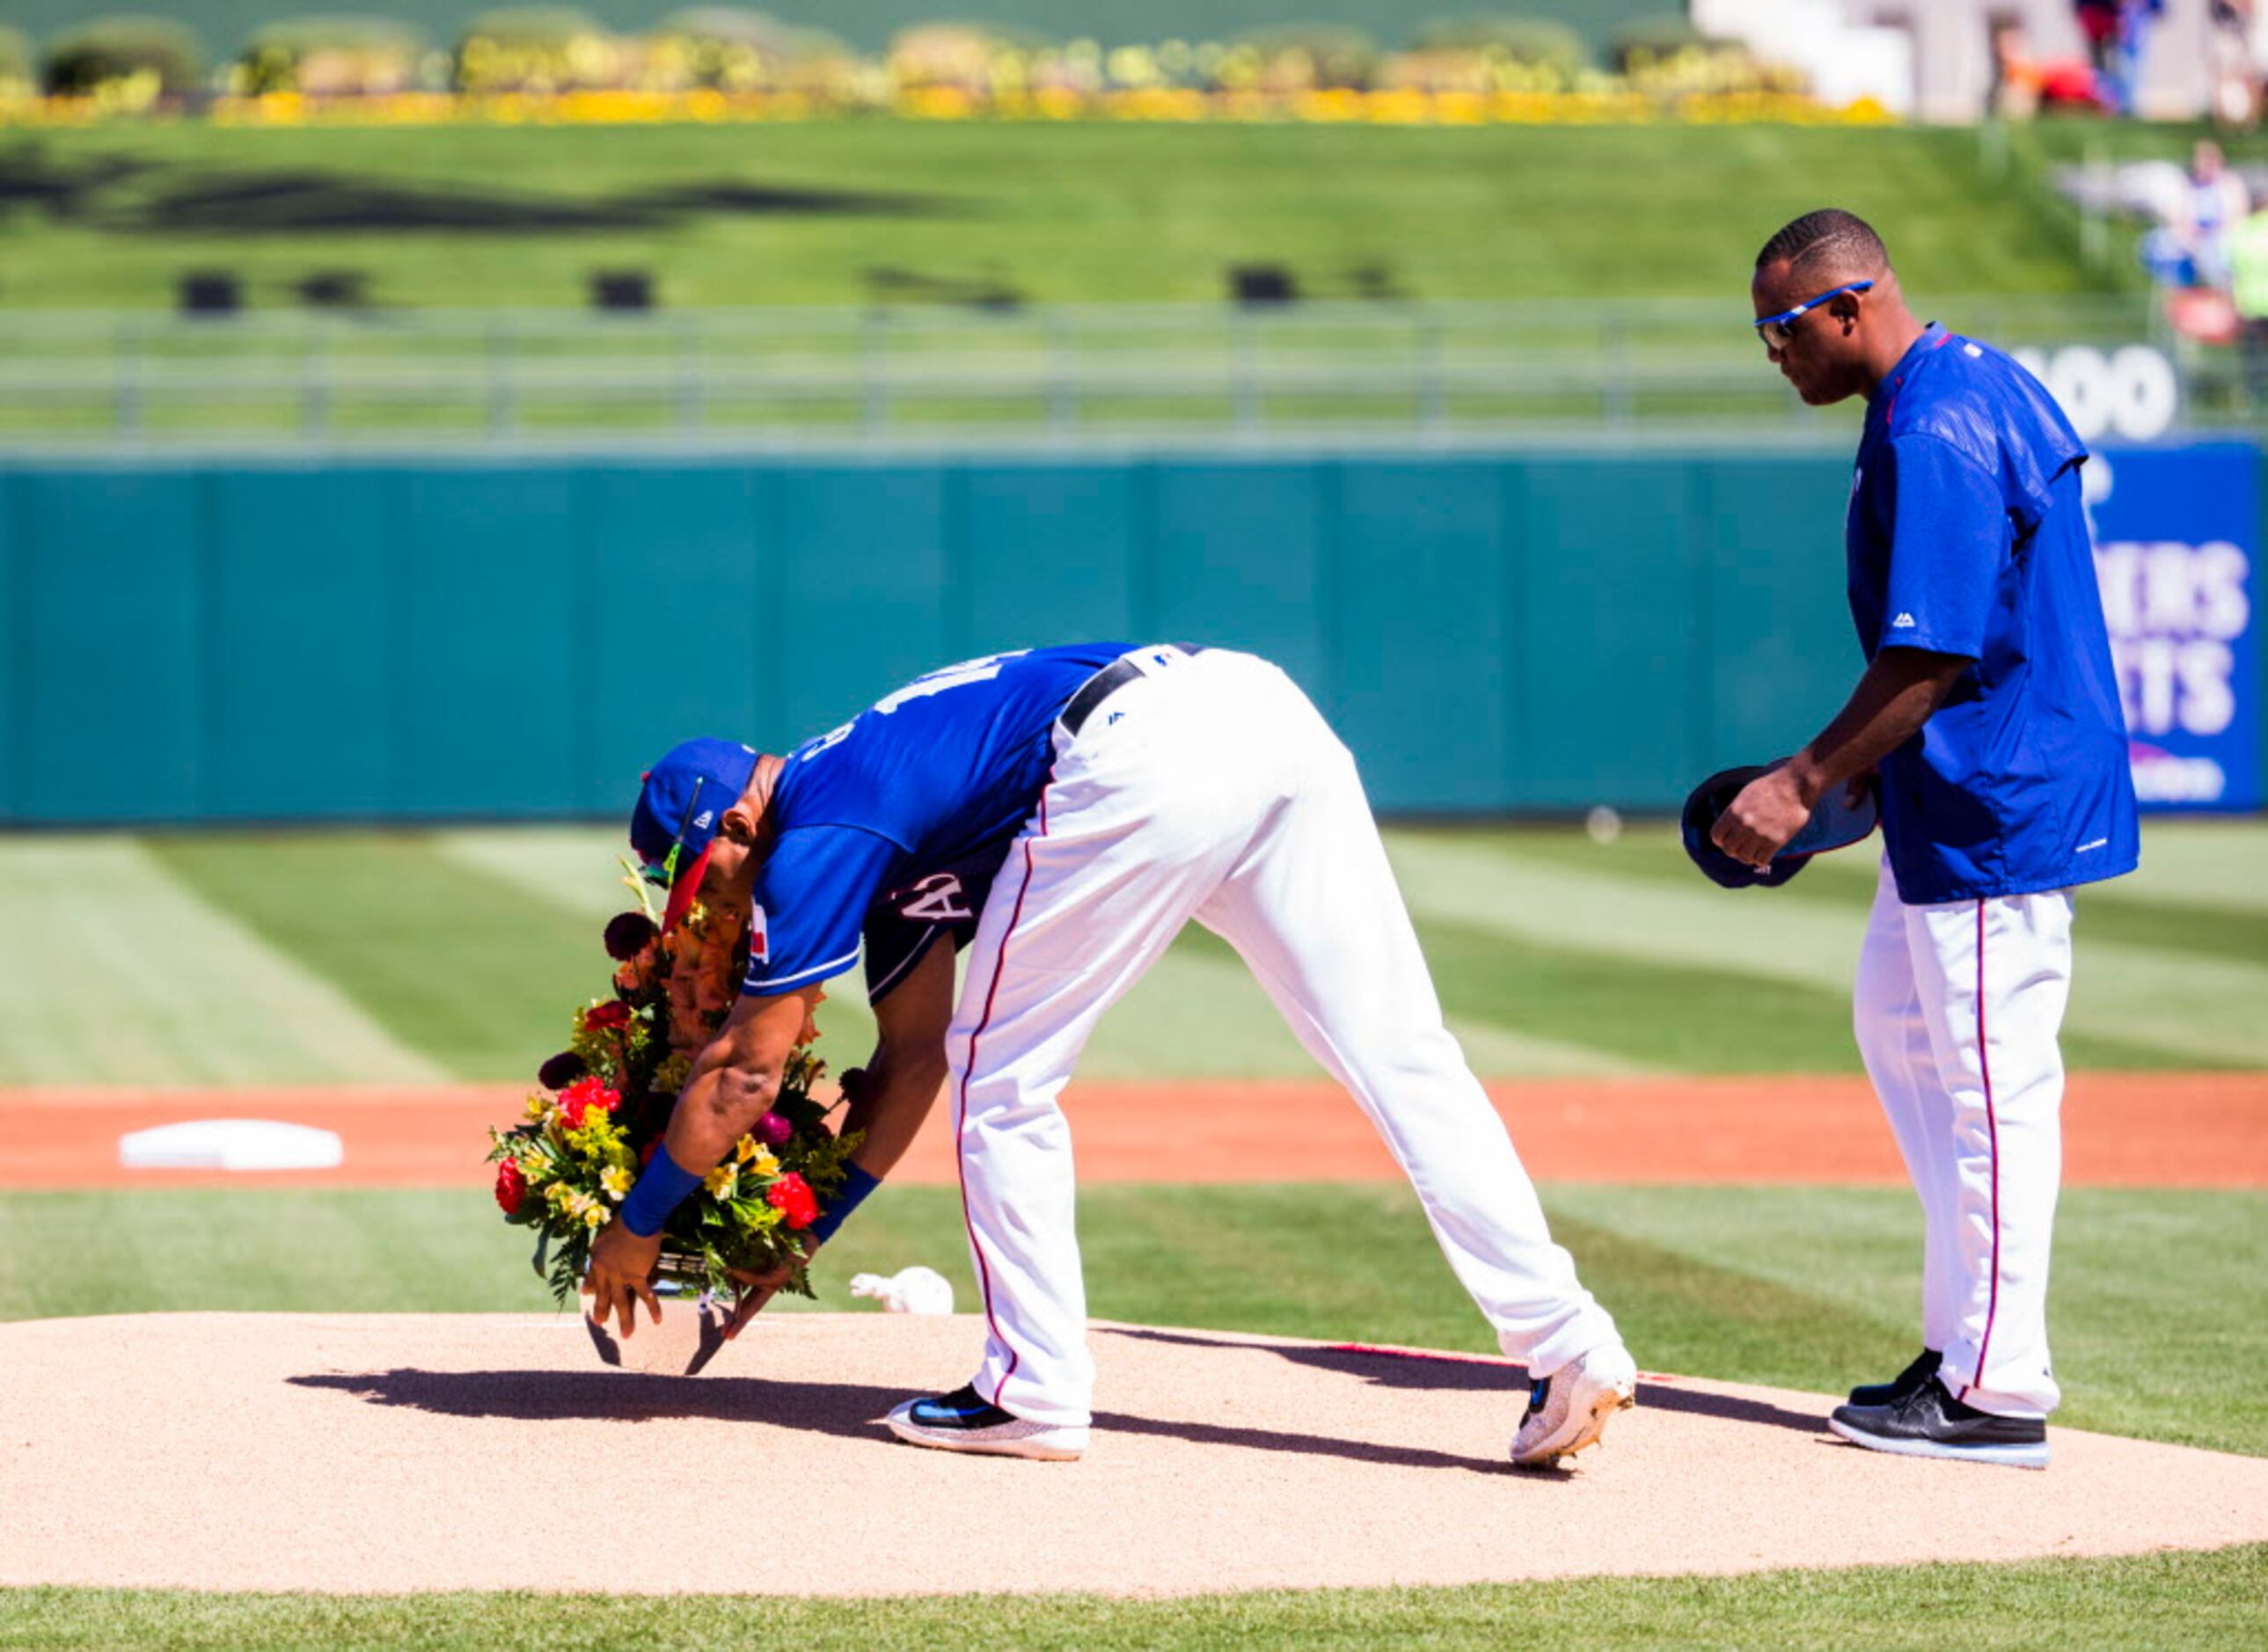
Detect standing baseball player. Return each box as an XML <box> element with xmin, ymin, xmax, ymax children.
<box><xmin>584</xmin><ymin>643</ymin><xmax>1636</xmax><ymax>1466</ymax></box>
<box><xmin>1718</xmin><ymin>211</ymin><xmax>2138</xmax><ymax>1468</ymax></box>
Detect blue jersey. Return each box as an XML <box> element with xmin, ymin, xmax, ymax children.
<box><xmin>1847</xmin><ymin>324</ymin><xmax>2138</xmax><ymax>903</ymax></box>
<box><xmin>743</xmin><ymin>644</ymin><xmax>1127</xmax><ymax>996</ymax></box>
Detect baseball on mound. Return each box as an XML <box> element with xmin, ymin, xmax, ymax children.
<box><xmin>850</xmin><ymin>1266</ymin><xmax>956</xmax><ymax>1314</ymax></box>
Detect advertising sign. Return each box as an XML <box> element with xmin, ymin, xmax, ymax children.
<box><xmin>2087</xmin><ymin>444</ymin><xmax>2259</xmax><ymax>812</ymax></box>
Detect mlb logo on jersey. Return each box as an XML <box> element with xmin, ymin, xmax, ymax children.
<box><xmin>750</xmin><ymin>904</ymin><xmax>770</xmax><ymax>964</ymax></box>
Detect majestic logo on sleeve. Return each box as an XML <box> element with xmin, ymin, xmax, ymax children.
<box><xmin>1891</xmin><ymin>612</ymin><xmax>1918</xmax><ymax>629</ymax></box>
<box><xmin>899</xmin><ymin>873</ymin><xmax>973</xmax><ymax>923</ymax></box>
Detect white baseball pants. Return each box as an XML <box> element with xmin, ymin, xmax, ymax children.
<box><xmin>1854</xmin><ymin>857</ymin><xmax>2074</xmax><ymax>1419</ymax></box>
<box><xmin>945</xmin><ymin>647</ymin><xmax>1621</xmax><ymax>1428</ymax></box>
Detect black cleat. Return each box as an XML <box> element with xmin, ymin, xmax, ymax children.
<box><xmin>1829</xmin><ymin>1378</ymin><xmax>2049</xmax><ymax>1470</ymax></box>
<box><xmin>1847</xmin><ymin>1347</ymin><xmax>1942</xmax><ymax>1408</ymax></box>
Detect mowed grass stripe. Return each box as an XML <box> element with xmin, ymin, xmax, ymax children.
<box><xmin>439</xmin><ymin>825</ymin><xmax>1646</xmax><ymax>1078</ymax></box>
<box><xmin>148</xmin><ymin>835</ymin><xmax>610</xmax><ymax>1083</ymax></box>
<box><xmin>1386</xmin><ymin>831</ymin><xmax>2262</xmax><ymax>1069</ymax></box>
<box><xmin>5</xmin><ymin>1546</ymin><xmax>2268</xmax><ymax>1648</ymax></box>
<box><xmin>1123</xmin><ymin>927</ymin><xmax>1656</xmax><ymax>1078</ymax></box>
<box><xmin>1546</xmin><ymin>1184</ymin><xmax>2268</xmax><ymax>1455</ymax></box>
<box><xmin>1404</xmin><ymin>907</ymin><xmax>2180</xmax><ymax>1074</ymax></box>
<box><xmin>436</xmin><ymin>826</ymin><xmax>895</xmax><ymax>1060</ymax></box>
<box><xmin>431</xmin><ymin>827</ymin><xmax>637</xmax><ymax>921</ymax></box>
<box><xmin>2104</xmin><ymin>818</ymin><xmax>2268</xmax><ymax>914</ymax></box>
<box><xmin>0</xmin><ymin>838</ymin><xmax>443</xmax><ymax>1086</ymax></box>
<box><xmin>1478</xmin><ymin>822</ymin><xmax>2268</xmax><ymax>968</ymax></box>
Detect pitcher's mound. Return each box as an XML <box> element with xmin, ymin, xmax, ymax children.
<box><xmin>4</xmin><ymin>1312</ymin><xmax>2264</xmax><ymax>1597</ymax></box>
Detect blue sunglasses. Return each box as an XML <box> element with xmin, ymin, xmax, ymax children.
<box><xmin>640</xmin><ymin>774</ymin><xmax>708</xmax><ymax>890</ymax></box>
<box><xmin>1754</xmin><ymin>279</ymin><xmax>1874</xmax><ymax>350</ymax></box>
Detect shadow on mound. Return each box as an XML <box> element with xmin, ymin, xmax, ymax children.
<box><xmin>289</xmin><ymin>1365</ymin><xmax>1524</xmax><ymax>1475</ymax></box>
<box><xmin>1099</xmin><ymin>1327</ymin><xmax>1826</xmax><ymax>1438</ymax></box>
<box><xmin>290</xmin><ymin>1368</ymin><xmax>902</xmax><ymax>1436</ymax></box>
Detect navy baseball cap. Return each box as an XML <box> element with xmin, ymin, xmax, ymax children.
<box><xmin>629</xmin><ymin>738</ymin><xmax>759</xmax><ymax>930</ymax></box>
<box><xmin>1680</xmin><ymin>764</ymin><xmax>1880</xmax><ymax>891</ymax></box>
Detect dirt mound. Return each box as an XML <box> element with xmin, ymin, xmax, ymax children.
<box><xmin>3</xmin><ymin>1312</ymin><xmax>2264</xmax><ymax>1597</ymax></box>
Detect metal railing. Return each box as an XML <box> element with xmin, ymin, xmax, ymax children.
<box><xmin>0</xmin><ymin>296</ymin><xmax>2245</xmax><ymax>448</ymax></box>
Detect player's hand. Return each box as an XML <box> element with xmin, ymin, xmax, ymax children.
<box><xmin>722</xmin><ymin>1235</ymin><xmax>820</xmax><ymax>1341</ymax></box>
<box><xmin>582</xmin><ymin>1219</ymin><xmax>664</xmax><ymax>1338</ymax></box>
<box><xmin>1713</xmin><ymin>764</ymin><xmax>1813</xmax><ymax>870</ymax></box>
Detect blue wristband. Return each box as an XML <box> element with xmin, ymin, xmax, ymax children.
<box><xmin>809</xmin><ymin>1162</ymin><xmax>881</xmax><ymax>1245</ymax></box>
<box><xmin>620</xmin><ymin>1144</ymin><xmax>703</xmax><ymax>1238</ymax></box>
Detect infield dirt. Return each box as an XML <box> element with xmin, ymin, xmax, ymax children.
<box><xmin>5</xmin><ymin>1071</ymin><xmax>2264</xmax><ymax>1188</ymax></box>
<box><xmin>3</xmin><ymin>1312</ymin><xmax>2264</xmax><ymax>1597</ymax></box>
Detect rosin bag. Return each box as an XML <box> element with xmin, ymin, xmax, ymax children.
<box><xmin>1680</xmin><ymin>765</ymin><xmax>1880</xmax><ymax>890</ymax></box>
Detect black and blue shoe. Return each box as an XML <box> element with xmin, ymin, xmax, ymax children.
<box><xmin>1829</xmin><ymin>1378</ymin><xmax>2050</xmax><ymax>1470</ymax></box>
<box><xmin>885</xmin><ymin>1382</ymin><xmax>1088</xmax><ymax>1460</ymax></box>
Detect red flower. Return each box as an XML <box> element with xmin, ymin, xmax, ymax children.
<box><xmin>582</xmin><ymin>1000</ymin><xmax>632</xmax><ymax>1032</ymax></box>
<box><xmin>494</xmin><ymin>1159</ymin><xmax>527</xmax><ymax>1217</ymax></box>
<box><xmin>558</xmin><ymin>1076</ymin><xmax>619</xmax><ymax>1130</ymax></box>
<box><xmin>766</xmin><ymin>1172</ymin><xmax>819</xmax><ymax>1230</ymax></box>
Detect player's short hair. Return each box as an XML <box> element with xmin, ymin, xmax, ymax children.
<box><xmin>1754</xmin><ymin>209</ymin><xmax>1891</xmax><ymax>282</ymax></box>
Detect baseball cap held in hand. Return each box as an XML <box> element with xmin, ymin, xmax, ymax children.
<box><xmin>629</xmin><ymin>738</ymin><xmax>759</xmax><ymax>930</ymax></box>
<box><xmin>1681</xmin><ymin>764</ymin><xmax>1879</xmax><ymax>890</ymax></box>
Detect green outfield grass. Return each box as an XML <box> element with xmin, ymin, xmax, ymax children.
<box><xmin>5</xmin><ymin>1545</ymin><xmax>2267</xmax><ymax>1649</ymax></box>
<box><xmin>1</xmin><ymin>821</ymin><xmax>2254</xmax><ymax>1087</ymax></box>
<box><xmin>0</xmin><ymin>122</ymin><xmax>2147</xmax><ymax>311</ymax></box>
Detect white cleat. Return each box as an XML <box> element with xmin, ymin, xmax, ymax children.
<box><xmin>1511</xmin><ymin>1341</ymin><xmax>1638</xmax><ymax>1469</ymax></box>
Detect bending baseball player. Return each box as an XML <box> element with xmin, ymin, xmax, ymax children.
<box><xmin>584</xmin><ymin>644</ymin><xmax>1635</xmax><ymax>1466</ymax></box>
<box><xmin>1722</xmin><ymin>211</ymin><xmax>2139</xmax><ymax>1468</ymax></box>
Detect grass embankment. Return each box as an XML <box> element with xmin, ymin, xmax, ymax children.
<box><xmin>0</xmin><ymin>122</ymin><xmax>2138</xmax><ymax>311</ymax></box>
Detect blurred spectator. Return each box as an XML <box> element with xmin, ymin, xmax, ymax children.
<box><xmin>2228</xmin><ymin>202</ymin><xmax>2268</xmax><ymax>398</ymax></box>
<box><xmin>1988</xmin><ymin>14</ymin><xmax>2037</xmax><ymax>116</ymax></box>
<box><xmin>2074</xmin><ymin>1</ymin><xmax>2118</xmax><ymax>75</ymax></box>
<box><xmin>1988</xmin><ymin>15</ymin><xmax>2103</xmax><ymax>117</ymax></box>
<box><xmin>2184</xmin><ymin>140</ymin><xmax>2252</xmax><ymax>288</ymax></box>
<box><xmin>2076</xmin><ymin>0</ymin><xmax>2162</xmax><ymax>113</ymax></box>
<box><xmin>2209</xmin><ymin>0</ymin><xmax>2260</xmax><ymax>128</ymax></box>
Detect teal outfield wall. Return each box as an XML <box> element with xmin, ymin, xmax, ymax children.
<box><xmin>0</xmin><ymin>447</ymin><xmax>2029</xmax><ymax>824</ymax></box>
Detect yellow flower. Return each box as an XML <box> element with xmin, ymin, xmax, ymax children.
<box><xmin>524</xmin><ymin>1094</ymin><xmax>548</xmax><ymax>1122</ymax></box>
<box><xmin>749</xmin><ymin>1146</ymin><xmax>779</xmax><ymax>1178</ymax></box>
<box><xmin>705</xmin><ymin>1164</ymin><xmax>738</xmax><ymax>1200</ymax></box>
<box><xmin>734</xmin><ymin>1135</ymin><xmax>757</xmax><ymax>1164</ymax></box>
<box><xmin>583</xmin><ymin>1202</ymin><xmax>610</xmax><ymax>1230</ymax></box>
<box><xmin>600</xmin><ymin>1166</ymin><xmax>632</xmax><ymax>1200</ymax></box>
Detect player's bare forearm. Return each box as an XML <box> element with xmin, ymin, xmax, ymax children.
<box><xmin>1783</xmin><ymin>647</ymin><xmax>1972</xmax><ymax>807</ymax></box>
<box><xmin>662</xmin><ymin>988</ymin><xmax>814</xmax><ymax>1175</ymax></box>
<box><xmin>1715</xmin><ymin>647</ymin><xmax>1970</xmax><ymax>867</ymax></box>
<box><xmin>843</xmin><ymin>939</ymin><xmax>955</xmax><ymax>1177</ymax></box>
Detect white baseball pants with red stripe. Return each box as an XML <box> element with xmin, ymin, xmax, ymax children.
<box><xmin>946</xmin><ymin>647</ymin><xmax>1621</xmax><ymax>1429</ymax></box>
<box><xmin>1855</xmin><ymin>857</ymin><xmax>2075</xmax><ymax>1419</ymax></box>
